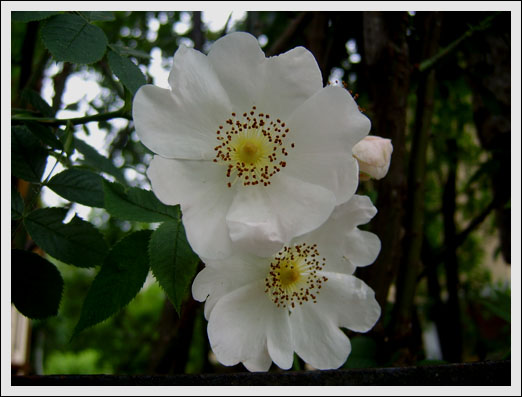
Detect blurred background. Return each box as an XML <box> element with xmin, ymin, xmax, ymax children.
<box><xmin>11</xmin><ymin>10</ymin><xmax>512</xmax><ymax>375</ymax></box>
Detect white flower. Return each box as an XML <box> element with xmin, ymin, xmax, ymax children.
<box><xmin>192</xmin><ymin>195</ymin><xmax>381</xmax><ymax>371</ymax></box>
<box><xmin>133</xmin><ymin>32</ymin><xmax>371</xmax><ymax>259</ymax></box>
<box><xmin>352</xmin><ymin>136</ymin><xmax>393</xmax><ymax>180</ymax></box>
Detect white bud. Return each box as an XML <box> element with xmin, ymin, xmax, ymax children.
<box><xmin>352</xmin><ymin>136</ymin><xmax>393</xmax><ymax>180</ymax></box>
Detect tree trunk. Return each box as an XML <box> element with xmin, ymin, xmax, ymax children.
<box><xmin>356</xmin><ymin>12</ymin><xmax>411</xmax><ymax>363</ymax></box>
<box><xmin>388</xmin><ymin>12</ymin><xmax>443</xmax><ymax>363</ymax></box>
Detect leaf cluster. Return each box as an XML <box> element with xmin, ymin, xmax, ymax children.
<box><xmin>11</xmin><ymin>11</ymin><xmax>199</xmax><ymax>340</ymax></box>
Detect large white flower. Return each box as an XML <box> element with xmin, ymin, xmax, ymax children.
<box><xmin>133</xmin><ymin>32</ymin><xmax>371</xmax><ymax>259</ymax></box>
<box><xmin>192</xmin><ymin>195</ymin><xmax>381</xmax><ymax>371</ymax></box>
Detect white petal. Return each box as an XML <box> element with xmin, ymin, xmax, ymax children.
<box><xmin>287</xmin><ymin>85</ymin><xmax>371</xmax><ymax>155</ymax></box>
<box><xmin>192</xmin><ymin>255</ymin><xmax>268</xmax><ymax>319</ymax></box>
<box><xmin>147</xmin><ymin>156</ymin><xmax>235</xmax><ymax>259</ymax></box>
<box><xmin>226</xmin><ymin>174</ymin><xmax>336</xmax><ymax>257</ymax></box>
<box><xmin>295</xmin><ymin>195</ymin><xmax>380</xmax><ymax>274</ymax></box>
<box><xmin>266</xmin><ymin>310</ymin><xmax>294</xmax><ymax>370</ymax></box>
<box><xmin>290</xmin><ymin>303</ymin><xmax>351</xmax><ymax>369</ymax></box>
<box><xmin>317</xmin><ymin>272</ymin><xmax>381</xmax><ymax>333</ymax></box>
<box><xmin>133</xmin><ymin>85</ymin><xmax>216</xmax><ymax>159</ymax></box>
<box><xmin>343</xmin><ymin>230</ymin><xmax>381</xmax><ymax>268</ymax></box>
<box><xmin>207</xmin><ymin>279</ymin><xmax>285</xmax><ymax>370</ymax></box>
<box><xmin>168</xmin><ymin>45</ymin><xmax>233</xmax><ymax>142</ymax></box>
<box><xmin>256</xmin><ymin>46</ymin><xmax>323</xmax><ymax>119</ymax></box>
<box><xmin>285</xmin><ymin>152</ymin><xmax>359</xmax><ymax>206</ymax></box>
<box><xmin>208</xmin><ymin>32</ymin><xmax>266</xmax><ymax>110</ymax></box>
<box><xmin>242</xmin><ymin>345</ymin><xmax>273</xmax><ymax>372</ymax></box>
<box><xmin>330</xmin><ymin>195</ymin><xmax>378</xmax><ymax>230</ymax></box>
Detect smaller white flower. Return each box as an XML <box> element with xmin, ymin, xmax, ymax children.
<box><xmin>192</xmin><ymin>195</ymin><xmax>381</xmax><ymax>371</ymax></box>
<box><xmin>352</xmin><ymin>136</ymin><xmax>393</xmax><ymax>180</ymax></box>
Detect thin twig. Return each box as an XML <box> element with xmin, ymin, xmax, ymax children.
<box><xmin>11</xmin><ymin>108</ymin><xmax>132</xmax><ymax>126</ymax></box>
<box><xmin>418</xmin><ymin>12</ymin><xmax>501</xmax><ymax>73</ymax></box>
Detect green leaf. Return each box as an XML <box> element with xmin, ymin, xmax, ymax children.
<box><xmin>73</xmin><ymin>230</ymin><xmax>153</xmax><ymax>336</ymax></box>
<box><xmin>107</xmin><ymin>50</ymin><xmax>147</xmax><ymax>96</ymax></box>
<box><xmin>41</xmin><ymin>14</ymin><xmax>108</xmax><ymax>64</ymax></box>
<box><xmin>23</xmin><ymin>121</ymin><xmax>63</xmax><ymax>150</ymax></box>
<box><xmin>74</xmin><ymin>138</ymin><xmax>126</xmax><ymax>183</ymax></box>
<box><xmin>11</xmin><ymin>249</ymin><xmax>64</xmax><ymax>319</ymax></box>
<box><xmin>103</xmin><ymin>181</ymin><xmax>180</xmax><ymax>223</ymax></box>
<box><xmin>149</xmin><ymin>221</ymin><xmax>200</xmax><ymax>314</ymax></box>
<box><xmin>110</xmin><ymin>44</ymin><xmax>152</xmax><ymax>59</ymax></box>
<box><xmin>11</xmin><ymin>189</ymin><xmax>24</xmax><ymax>220</ymax></box>
<box><xmin>47</xmin><ymin>168</ymin><xmax>105</xmax><ymax>208</ymax></box>
<box><xmin>12</xmin><ymin>11</ymin><xmax>61</xmax><ymax>22</ymax></box>
<box><xmin>24</xmin><ymin>207</ymin><xmax>108</xmax><ymax>268</ymax></box>
<box><xmin>78</xmin><ymin>11</ymin><xmax>116</xmax><ymax>22</ymax></box>
<box><xmin>21</xmin><ymin>89</ymin><xmax>54</xmax><ymax>117</ymax></box>
<box><xmin>11</xmin><ymin>125</ymin><xmax>48</xmax><ymax>183</ymax></box>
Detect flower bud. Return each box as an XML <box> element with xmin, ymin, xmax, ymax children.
<box><xmin>352</xmin><ymin>136</ymin><xmax>393</xmax><ymax>180</ymax></box>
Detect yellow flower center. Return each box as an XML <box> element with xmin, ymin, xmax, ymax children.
<box><xmin>265</xmin><ymin>243</ymin><xmax>328</xmax><ymax>309</ymax></box>
<box><xmin>213</xmin><ymin>106</ymin><xmax>294</xmax><ymax>188</ymax></box>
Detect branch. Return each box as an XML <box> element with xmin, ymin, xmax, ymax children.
<box><xmin>266</xmin><ymin>12</ymin><xmax>312</xmax><ymax>56</ymax></box>
<box><xmin>418</xmin><ymin>197</ymin><xmax>498</xmax><ymax>282</ymax></box>
<box><xmin>418</xmin><ymin>12</ymin><xmax>501</xmax><ymax>73</ymax></box>
<box><xmin>453</xmin><ymin>198</ymin><xmax>498</xmax><ymax>249</ymax></box>
<box><xmin>11</xmin><ymin>108</ymin><xmax>132</xmax><ymax>126</ymax></box>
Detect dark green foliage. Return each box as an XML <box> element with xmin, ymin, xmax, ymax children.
<box><xmin>11</xmin><ymin>189</ymin><xmax>24</xmax><ymax>220</ymax></box>
<box><xmin>21</xmin><ymin>89</ymin><xmax>54</xmax><ymax>117</ymax></box>
<box><xmin>149</xmin><ymin>221</ymin><xmax>200</xmax><ymax>314</ymax></box>
<box><xmin>47</xmin><ymin>168</ymin><xmax>105</xmax><ymax>208</ymax></box>
<box><xmin>78</xmin><ymin>11</ymin><xmax>116</xmax><ymax>22</ymax></box>
<box><xmin>11</xmin><ymin>11</ymin><xmax>61</xmax><ymax>23</ymax></box>
<box><xmin>73</xmin><ymin>230</ymin><xmax>153</xmax><ymax>336</ymax></box>
<box><xmin>41</xmin><ymin>14</ymin><xmax>108</xmax><ymax>64</ymax></box>
<box><xmin>11</xmin><ymin>250</ymin><xmax>64</xmax><ymax>319</ymax></box>
<box><xmin>11</xmin><ymin>125</ymin><xmax>48</xmax><ymax>183</ymax></box>
<box><xmin>23</xmin><ymin>121</ymin><xmax>63</xmax><ymax>150</ymax></box>
<box><xmin>74</xmin><ymin>138</ymin><xmax>126</xmax><ymax>183</ymax></box>
<box><xmin>24</xmin><ymin>207</ymin><xmax>109</xmax><ymax>268</ymax></box>
<box><xmin>103</xmin><ymin>181</ymin><xmax>180</xmax><ymax>223</ymax></box>
<box><xmin>107</xmin><ymin>49</ymin><xmax>147</xmax><ymax>96</ymax></box>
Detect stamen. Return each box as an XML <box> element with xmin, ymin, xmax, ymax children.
<box><xmin>264</xmin><ymin>243</ymin><xmax>327</xmax><ymax>310</ymax></box>
<box><xmin>213</xmin><ymin>105</ymin><xmax>295</xmax><ymax>187</ymax></box>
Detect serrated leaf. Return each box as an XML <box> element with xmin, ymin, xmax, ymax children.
<box><xmin>23</xmin><ymin>121</ymin><xmax>63</xmax><ymax>150</ymax></box>
<box><xmin>79</xmin><ymin>11</ymin><xmax>116</xmax><ymax>22</ymax></box>
<box><xmin>47</xmin><ymin>168</ymin><xmax>105</xmax><ymax>208</ymax></box>
<box><xmin>11</xmin><ymin>189</ymin><xmax>24</xmax><ymax>220</ymax></box>
<box><xmin>11</xmin><ymin>125</ymin><xmax>48</xmax><ymax>183</ymax></box>
<box><xmin>11</xmin><ymin>250</ymin><xmax>64</xmax><ymax>319</ymax></box>
<box><xmin>12</xmin><ymin>11</ymin><xmax>61</xmax><ymax>22</ymax></box>
<box><xmin>149</xmin><ymin>221</ymin><xmax>200</xmax><ymax>314</ymax></box>
<box><xmin>104</xmin><ymin>181</ymin><xmax>180</xmax><ymax>222</ymax></box>
<box><xmin>107</xmin><ymin>50</ymin><xmax>147</xmax><ymax>96</ymax></box>
<box><xmin>24</xmin><ymin>207</ymin><xmax>108</xmax><ymax>268</ymax></box>
<box><xmin>73</xmin><ymin>230</ymin><xmax>153</xmax><ymax>336</ymax></box>
<box><xmin>74</xmin><ymin>138</ymin><xmax>126</xmax><ymax>183</ymax></box>
<box><xmin>21</xmin><ymin>89</ymin><xmax>54</xmax><ymax>117</ymax></box>
<box><xmin>41</xmin><ymin>14</ymin><xmax>108</xmax><ymax>64</ymax></box>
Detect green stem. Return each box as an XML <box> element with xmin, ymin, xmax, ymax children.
<box><xmin>419</xmin><ymin>12</ymin><xmax>501</xmax><ymax>73</ymax></box>
<box><xmin>11</xmin><ymin>108</ymin><xmax>131</xmax><ymax>126</ymax></box>
<box><xmin>292</xmin><ymin>354</ymin><xmax>302</xmax><ymax>371</ymax></box>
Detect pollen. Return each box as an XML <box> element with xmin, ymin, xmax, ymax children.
<box><xmin>213</xmin><ymin>105</ymin><xmax>295</xmax><ymax>187</ymax></box>
<box><xmin>264</xmin><ymin>243</ymin><xmax>328</xmax><ymax>310</ymax></box>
